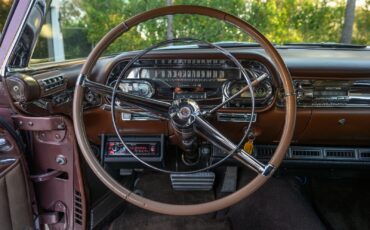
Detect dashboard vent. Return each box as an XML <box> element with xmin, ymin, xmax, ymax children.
<box><xmin>74</xmin><ymin>190</ymin><xmax>83</xmax><ymax>225</ymax></box>
<box><xmin>291</xmin><ymin>148</ymin><xmax>322</xmax><ymax>159</ymax></box>
<box><xmin>254</xmin><ymin>145</ymin><xmax>370</xmax><ymax>163</ymax></box>
<box><xmin>255</xmin><ymin>146</ymin><xmax>276</xmax><ymax>158</ymax></box>
<box><xmin>359</xmin><ymin>149</ymin><xmax>370</xmax><ymax>160</ymax></box>
<box><xmin>325</xmin><ymin>149</ymin><xmax>356</xmax><ymax>159</ymax></box>
<box><xmin>41</xmin><ymin>75</ymin><xmax>64</xmax><ymax>91</ymax></box>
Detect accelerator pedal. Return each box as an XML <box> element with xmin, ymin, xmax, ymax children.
<box><xmin>170</xmin><ymin>172</ymin><xmax>215</xmax><ymax>191</ymax></box>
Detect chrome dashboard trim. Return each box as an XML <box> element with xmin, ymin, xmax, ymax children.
<box><xmin>217</xmin><ymin>112</ymin><xmax>257</xmax><ymax>122</ymax></box>
<box><xmin>121</xmin><ymin>112</ymin><xmax>160</xmax><ymax>121</ymax></box>
<box><xmin>0</xmin><ymin>158</ymin><xmax>17</xmax><ymax>165</ymax></box>
<box><xmin>278</xmin><ymin>79</ymin><xmax>370</xmax><ymax>108</ymax></box>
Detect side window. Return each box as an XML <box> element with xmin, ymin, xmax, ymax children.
<box><xmin>32</xmin><ymin>1</ymin><xmax>91</xmax><ymax>64</ymax></box>
<box><xmin>0</xmin><ymin>0</ymin><xmax>14</xmax><ymax>39</ymax></box>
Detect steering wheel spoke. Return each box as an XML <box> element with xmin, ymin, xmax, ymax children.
<box><xmin>82</xmin><ymin>77</ymin><xmax>171</xmax><ymax>117</ymax></box>
<box><xmin>194</xmin><ymin>116</ymin><xmax>272</xmax><ymax>175</ymax></box>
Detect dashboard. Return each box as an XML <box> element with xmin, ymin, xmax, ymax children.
<box><xmin>5</xmin><ymin>47</ymin><xmax>370</xmax><ymax>168</ymax></box>
<box><xmin>106</xmin><ymin>58</ymin><xmax>370</xmax><ymax>112</ymax></box>
<box><xmin>106</xmin><ymin>58</ymin><xmax>275</xmax><ymax>110</ymax></box>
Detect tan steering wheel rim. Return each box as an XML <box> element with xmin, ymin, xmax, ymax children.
<box><xmin>73</xmin><ymin>5</ymin><xmax>296</xmax><ymax>215</ymax></box>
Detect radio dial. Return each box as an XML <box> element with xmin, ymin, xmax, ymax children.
<box><xmin>111</xmin><ymin>144</ymin><xmax>120</xmax><ymax>152</ymax></box>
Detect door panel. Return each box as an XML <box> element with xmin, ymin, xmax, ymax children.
<box><xmin>0</xmin><ymin>158</ymin><xmax>33</xmax><ymax>230</ymax></box>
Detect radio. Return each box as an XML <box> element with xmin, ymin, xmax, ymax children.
<box><xmin>101</xmin><ymin>135</ymin><xmax>164</xmax><ymax>163</ymax></box>
<box><xmin>278</xmin><ymin>80</ymin><xmax>370</xmax><ymax>108</ymax></box>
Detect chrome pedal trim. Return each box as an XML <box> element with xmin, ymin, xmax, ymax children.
<box><xmin>170</xmin><ymin>172</ymin><xmax>215</xmax><ymax>191</ymax></box>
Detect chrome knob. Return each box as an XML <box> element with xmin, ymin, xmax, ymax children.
<box><xmin>0</xmin><ymin>138</ymin><xmax>10</xmax><ymax>151</ymax></box>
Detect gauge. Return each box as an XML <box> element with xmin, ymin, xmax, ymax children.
<box><xmin>243</xmin><ymin>60</ymin><xmax>270</xmax><ymax>77</ymax></box>
<box><xmin>119</xmin><ymin>80</ymin><xmax>154</xmax><ymax>98</ymax></box>
<box><xmin>224</xmin><ymin>80</ymin><xmax>272</xmax><ymax>99</ymax></box>
<box><xmin>137</xmin><ymin>83</ymin><xmax>151</xmax><ymax>96</ymax></box>
<box><xmin>223</xmin><ymin>79</ymin><xmax>274</xmax><ymax>108</ymax></box>
<box><xmin>230</xmin><ymin>84</ymin><xmax>251</xmax><ymax>98</ymax></box>
<box><xmin>255</xmin><ymin>87</ymin><xmax>267</xmax><ymax>97</ymax></box>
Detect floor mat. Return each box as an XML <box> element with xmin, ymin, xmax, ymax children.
<box><xmin>109</xmin><ymin>173</ymin><xmax>231</xmax><ymax>230</ymax></box>
<box><xmin>110</xmin><ymin>206</ymin><xmax>230</xmax><ymax>230</ymax></box>
<box><xmin>227</xmin><ymin>172</ymin><xmax>326</xmax><ymax>230</ymax></box>
<box><xmin>108</xmin><ymin>172</ymin><xmax>326</xmax><ymax>230</ymax></box>
<box><xmin>310</xmin><ymin>177</ymin><xmax>370</xmax><ymax>230</ymax></box>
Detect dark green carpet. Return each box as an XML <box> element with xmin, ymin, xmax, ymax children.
<box><xmin>109</xmin><ymin>173</ymin><xmax>230</xmax><ymax>230</ymax></box>
<box><xmin>310</xmin><ymin>177</ymin><xmax>370</xmax><ymax>230</ymax></box>
<box><xmin>228</xmin><ymin>173</ymin><xmax>326</xmax><ymax>230</ymax></box>
<box><xmin>108</xmin><ymin>171</ymin><xmax>328</xmax><ymax>230</ymax></box>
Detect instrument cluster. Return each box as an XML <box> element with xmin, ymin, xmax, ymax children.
<box><xmin>107</xmin><ymin>59</ymin><xmax>275</xmax><ymax>109</ymax></box>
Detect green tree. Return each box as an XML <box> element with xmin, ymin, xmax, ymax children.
<box><xmin>341</xmin><ymin>0</ymin><xmax>356</xmax><ymax>43</ymax></box>
<box><xmin>53</xmin><ymin>0</ymin><xmax>369</xmax><ymax>60</ymax></box>
<box><xmin>0</xmin><ymin>0</ymin><xmax>13</xmax><ymax>35</ymax></box>
<box><xmin>353</xmin><ymin>0</ymin><xmax>370</xmax><ymax>44</ymax></box>
<box><xmin>73</xmin><ymin>0</ymin><xmax>250</xmax><ymax>52</ymax></box>
<box><xmin>60</xmin><ymin>0</ymin><xmax>91</xmax><ymax>59</ymax></box>
<box><xmin>247</xmin><ymin>0</ymin><xmax>346</xmax><ymax>44</ymax></box>
<box><xmin>75</xmin><ymin>0</ymin><xmax>166</xmax><ymax>53</ymax></box>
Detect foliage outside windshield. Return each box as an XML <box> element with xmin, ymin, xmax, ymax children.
<box><xmin>29</xmin><ymin>0</ymin><xmax>370</xmax><ymax>64</ymax></box>
<box><xmin>0</xmin><ymin>0</ymin><xmax>13</xmax><ymax>38</ymax></box>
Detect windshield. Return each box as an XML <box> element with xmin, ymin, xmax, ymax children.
<box><xmin>30</xmin><ymin>0</ymin><xmax>370</xmax><ymax>65</ymax></box>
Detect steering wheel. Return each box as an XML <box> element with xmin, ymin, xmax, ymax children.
<box><xmin>73</xmin><ymin>5</ymin><xmax>296</xmax><ymax>215</ymax></box>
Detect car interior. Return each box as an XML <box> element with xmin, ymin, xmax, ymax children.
<box><xmin>0</xmin><ymin>0</ymin><xmax>370</xmax><ymax>230</ymax></box>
